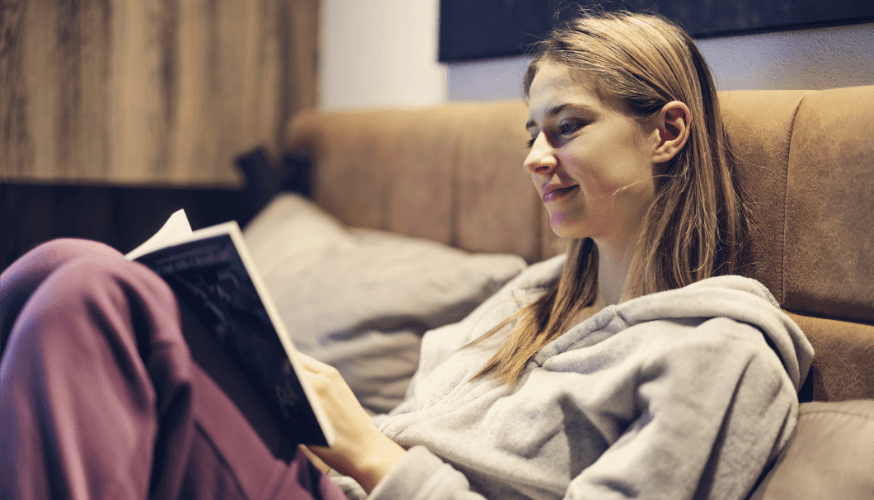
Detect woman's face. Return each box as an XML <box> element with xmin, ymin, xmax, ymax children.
<box><xmin>525</xmin><ymin>61</ymin><xmax>660</xmax><ymax>246</ymax></box>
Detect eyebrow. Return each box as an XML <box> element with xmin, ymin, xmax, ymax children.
<box><xmin>525</xmin><ymin>103</ymin><xmax>594</xmax><ymax>130</ymax></box>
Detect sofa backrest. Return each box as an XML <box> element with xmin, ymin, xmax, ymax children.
<box><xmin>285</xmin><ymin>86</ymin><xmax>874</xmax><ymax>403</ymax></box>
<box><xmin>285</xmin><ymin>101</ymin><xmax>548</xmax><ymax>260</ymax></box>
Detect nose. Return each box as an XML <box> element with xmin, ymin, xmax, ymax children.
<box><xmin>523</xmin><ymin>132</ymin><xmax>558</xmax><ymax>176</ymax></box>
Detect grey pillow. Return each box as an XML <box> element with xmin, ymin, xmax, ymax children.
<box><xmin>749</xmin><ymin>399</ymin><xmax>874</xmax><ymax>500</ymax></box>
<box><xmin>243</xmin><ymin>194</ymin><xmax>528</xmax><ymax>414</ymax></box>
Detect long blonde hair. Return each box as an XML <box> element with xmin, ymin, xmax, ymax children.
<box><xmin>473</xmin><ymin>10</ymin><xmax>748</xmax><ymax>384</ymax></box>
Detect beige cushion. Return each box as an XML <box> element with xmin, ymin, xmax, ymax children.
<box><xmin>750</xmin><ymin>400</ymin><xmax>874</xmax><ymax>499</ymax></box>
<box><xmin>788</xmin><ymin>312</ymin><xmax>874</xmax><ymax>402</ymax></box>
<box><xmin>783</xmin><ymin>86</ymin><xmax>874</xmax><ymax>325</ymax></box>
<box><xmin>719</xmin><ymin>90</ymin><xmax>809</xmax><ymax>302</ymax></box>
<box><xmin>286</xmin><ymin>102</ymin><xmax>546</xmax><ymax>263</ymax></box>
<box><xmin>243</xmin><ymin>194</ymin><xmax>527</xmax><ymax>414</ymax></box>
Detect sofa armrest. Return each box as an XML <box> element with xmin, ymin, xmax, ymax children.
<box><xmin>749</xmin><ymin>400</ymin><xmax>874</xmax><ymax>499</ymax></box>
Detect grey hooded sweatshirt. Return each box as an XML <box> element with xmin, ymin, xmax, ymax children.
<box><xmin>355</xmin><ymin>255</ymin><xmax>813</xmax><ymax>500</ymax></box>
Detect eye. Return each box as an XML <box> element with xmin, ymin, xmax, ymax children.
<box><xmin>526</xmin><ymin>135</ymin><xmax>536</xmax><ymax>148</ymax></box>
<box><xmin>558</xmin><ymin>120</ymin><xmax>584</xmax><ymax>135</ymax></box>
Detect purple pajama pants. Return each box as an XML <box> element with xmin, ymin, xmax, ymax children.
<box><xmin>0</xmin><ymin>239</ymin><xmax>346</xmax><ymax>500</ymax></box>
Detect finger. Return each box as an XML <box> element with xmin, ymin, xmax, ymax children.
<box><xmin>296</xmin><ymin>353</ymin><xmax>328</xmax><ymax>376</ymax></box>
<box><xmin>299</xmin><ymin>445</ymin><xmax>332</xmax><ymax>474</ymax></box>
<box><xmin>296</xmin><ymin>352</ymin><xmax>333</xmax><ymax>373</ymax></box>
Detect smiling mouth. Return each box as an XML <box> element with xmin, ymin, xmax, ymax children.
<box><xmin>541</xmin><ymin>185</ymin><xmax>578</xmax><ymax>203</ymax></box>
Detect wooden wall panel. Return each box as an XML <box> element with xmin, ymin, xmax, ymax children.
<box><xmin>0</xmin><ymin>0</ymin><xmax>318</xmax><ymax>186</ymax></box>
<box><xmin>0</xmin><ymin>181</ymin><xmax>249</xmax><ymax>271</ymax></box>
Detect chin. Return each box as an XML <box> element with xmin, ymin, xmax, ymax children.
<box><xmin>548</xmin><ymin>207</ymin><xmax>596</xmax><ymax>239</ymax></box>
<box><xmin>549</xmin><ymin>214</ymin><xmax>596</xmax><ymax>240</ymax></box>
<box><xmin>550</xmin><ymin>221</ymin><xmax>584</xmax><ymax>240</ymax></box>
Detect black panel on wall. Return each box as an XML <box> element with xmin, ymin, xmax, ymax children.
<box><xmin>439</xmin><ymin>0</ymin><xmax>554</xmax><ymax>63</ymax></box>
<box><xmin>439</xmin><ymin>0</ymin><xmax>874</xmax><ymax>62</ymax></box>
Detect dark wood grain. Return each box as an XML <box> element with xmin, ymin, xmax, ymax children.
<box><xmin>0</xmin><ymin>181</ymin><xmax>250</xmax><ymax>271</ymax></box>
<box><xmin>1</xmin><ymin>0</ymin><xmax>34</xmax><ymax>179</ymax></box>
<box><xmin>0</xmin><ymin>0</ymin><xmax>318</xmax><ymax>185</ymax></box>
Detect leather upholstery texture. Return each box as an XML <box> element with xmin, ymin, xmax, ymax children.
<box><xmin>285</xmin><ymin>86</ymin><xmax>874</xmax><ymax>403</ymax></box>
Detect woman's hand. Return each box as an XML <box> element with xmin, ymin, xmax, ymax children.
<box><xmin>297</xmin><ymin>353</ymin><xmax>407</xmax><ymax>493</ymax></box>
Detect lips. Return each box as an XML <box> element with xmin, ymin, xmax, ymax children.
<box><xmin>541</xmin><ymin>184</ymin><xmax>578</xmax><ymax>203</ymax></box>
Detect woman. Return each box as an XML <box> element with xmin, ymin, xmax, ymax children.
<box><xmin>1</xmin><ymin>10</ymin><xmax>811</xmax><ymax>500</ymax></box>
<box><xmin>300</xmin><ymin>10</ymin><xmax>812</xmax><ymax>500</ymax></box>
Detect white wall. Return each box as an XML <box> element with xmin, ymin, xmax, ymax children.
<box><xmin>319</xmin><ymin>3</ymin><xmax>874</xmax><ymax>109</ymax></box>
<box><xmin>698</xmin><ymin>23</ymin><xmax>874</xmax><ymax>91</ymax></box>
<box><xmin>319</xmin><ymin>0</ymin><xmax>446</xmax><ymax>110</ymax></box>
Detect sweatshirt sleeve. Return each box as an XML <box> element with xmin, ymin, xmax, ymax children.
<box><xmin>565</xmin><ymin>317</ymin><xmax>799</xmax><ymax>500</ymax></box>
<box><xmin>368</xmin><ymin>446</ymin><xmax>487</xmax><ymax>500</ymax></box>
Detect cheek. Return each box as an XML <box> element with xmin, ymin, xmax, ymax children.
<box><xmin>554</xmin><ymin>151</ymin><xmax>617</xmax><ymax>197</ymax></box>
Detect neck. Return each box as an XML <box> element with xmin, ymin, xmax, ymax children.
<box><xmin>593</xmin><ymin>233</ymin><xmax>641</xmax><ymax>307</ymax></box>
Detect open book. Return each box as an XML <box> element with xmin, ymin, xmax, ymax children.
<box><xmin>126</xmin><ymin>210</ymin><xmax>335</xmax><ymax>447</ymax></box>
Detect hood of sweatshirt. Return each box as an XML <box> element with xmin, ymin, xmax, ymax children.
<box><xmin>528</xmin><ymin>266</ymin><xmax>814</xmax><ymax>393</ymax></box>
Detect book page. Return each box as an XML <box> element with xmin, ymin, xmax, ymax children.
<box><xmin>125</xmin><ymin>209</ymin><xmax>193</xmax><ymax>260</ymax></box>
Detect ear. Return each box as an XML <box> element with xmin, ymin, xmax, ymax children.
<box><xmin>651</xmin><ymin>101</ymin><xmax>691</xmax><ymax>164</ymax></box>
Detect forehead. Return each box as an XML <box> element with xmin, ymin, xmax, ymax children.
<box><xmin>527</xmin><ymin>62</ymin><xmax>602</xmax><ymax>117</ymax></box>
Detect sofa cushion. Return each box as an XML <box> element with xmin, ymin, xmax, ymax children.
<box><xmin>788</xmin><ymin>312</ymin><xmax>874</xmax><ymax>402</ymax></box>
<box><xmin>783</xmin><ymin>85</ymin><xmax>874</xmax><ymax>325</ymax></box>
<box><xmin>749</xmin><ymin>399</ymin><xmax>874</xmax><ymax>500</ymax></box>
<box><xmin>719</xmin><ymin>90</ymin><xmax>809</xmax><ymax>302</ymax></box>
<box><xmin>286</xmin><ymin>102</ymin><xmax>548</xmax><ymax>262</ymax></box>
<box><xmin>243</xmin><ymin>193</ymin><xmax>527</xmax><ymax>414</ymax></box>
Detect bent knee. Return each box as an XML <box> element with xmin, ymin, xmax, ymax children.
<box><xmin>30</xmin><ymin>238</ymin><xmax>122</xmax><ymax>265</ymax></box>
<box><xmin>9</xmin><ymin>255</ymin><xmax>179</xmax><ymax>352</ymax></box>
<box><xmin>2</xmin><ymin>241</ymin><xmax>125</xmax><ymax>347</ymax></box>
<box><xmin>2</xmin><ymin>239</ymin><xmax>122</xmax><ymax>286</ymax></box>
<box><xmin>45</xmin><ymin>256</ymin><xmax>175</xmax><ymax>311</ymax></box>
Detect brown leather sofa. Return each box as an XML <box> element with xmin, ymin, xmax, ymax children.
<box><xmin>284</xmin><ymin>86</ymin><xmax>874</xmax><ymax>498</ymax></box>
